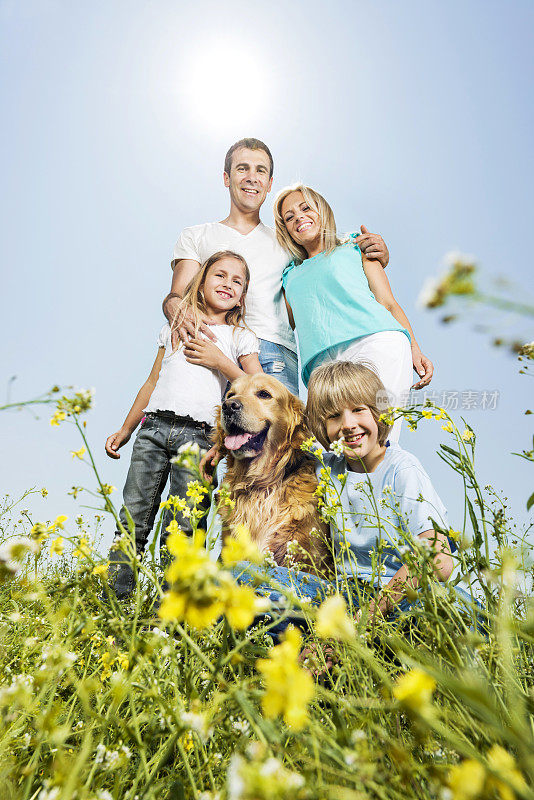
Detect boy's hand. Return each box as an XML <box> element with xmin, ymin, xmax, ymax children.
<box><xmin>354</xmin><ymin>225</ymin><xmax>389</xmax><ymax>268</ymax></box>
<box><xmin>105</xmin><ymin>429</ymin><xmax>131</xmax><ymax>459</ymax></box>
<box><xmin>184</xmin><ymin>337</ymin><xmax>223</xmax><ymax>370</ymax></box>
<box><xmin>199</xmin><ymin>445</ymin><xmax>221</xmax><ymax>482</ymax></box>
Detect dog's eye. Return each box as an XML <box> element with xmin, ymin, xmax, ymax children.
<box><xmin>256</xmin><ymin>390</ymin><xmax>272</xmax><ymax>399</ymax></box>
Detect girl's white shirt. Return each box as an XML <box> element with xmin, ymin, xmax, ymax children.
<box><xmin>145</xmin><ymin>323</ymin><xmax>259</xmax><ymax>425</ymax></box>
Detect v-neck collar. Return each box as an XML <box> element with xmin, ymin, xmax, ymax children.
<box><xmin>216</xmin><ymin>221</ymin><xmax>263</xmax><ymax>239</ymax></box>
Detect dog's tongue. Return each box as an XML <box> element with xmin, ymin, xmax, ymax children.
<box><xmin>225</xmin><ymin>432</ymin><xmax>253</xmax><ymax>451</ymax></box>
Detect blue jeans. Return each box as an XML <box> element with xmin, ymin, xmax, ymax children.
<box><xmin>233</xmin><ymin>563</ymin><xmax>484</xmax><ymax>641</ymax></box>
<box><xmin>108</xmin><ymin>412</ymin><xmax>212</xmax><ymax>598</ymax></box>
<box><xmin>258</xmin><ymin>339</ymin><xmax>298</xmax><ymax>395</ymax></box>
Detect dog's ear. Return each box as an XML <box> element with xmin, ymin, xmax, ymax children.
<box><xmin>212</xmin><ymin>406</ymin><xmax>228</xmax><ymax>455</ymax></box>
<box><xmin>285</xmin><ymin>393</ymin><xmax>308</xmax><ymax>450</ymax></box>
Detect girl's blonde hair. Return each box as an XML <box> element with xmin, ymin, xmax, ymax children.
<box><xmin>306</xmin><ymin>361</ymin><xmax>392</xmax><ymax>450</ymax></box>
<box><xmin>172</xmin><ymin>250</ymin><xmax>250</xmax><ymax>340</ymax></box>
<box><xmin>273</xmin><ymin>183</ymin><xmax>343</xmax><ymax>263</ymax></box>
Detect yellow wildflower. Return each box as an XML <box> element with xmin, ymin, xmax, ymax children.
<box><xmin>486</xmin><ymin>745</ymin><xmax>527</xmax><ymax>800</ymax></box>
<box><xmin>448</xmin><ymin>759</ymin><xmax>486</xmax><ymax>800</ymax></box>
<box><xmin>70</xmin><ymin>447</ymin><xmax>86</xmax><ymax>459</ymax></box>
<box><xmin>165</xmin><ymin>531</ymin><xmax>212</xmax><ymax>583</ymax></box>
<box><xmin>461</xmin><ymin>428</ymin><xmax>474</xmax><ymax>441</ymax></box>
<box><xmin>73</xmin><ymin>537</ymin><xmax>91</xmax><ymax>559</ymax></box>
<box><xmin>41</xmin><ymin>488</ymin><xmax>48</xmax><ymax>497</ymax></box>
<box><xmin>256</xmin><ymin>627</ymin><xmax>314</xmax><ymax>730</ymax></box>
<box><xmin>92</xmin><ymin>562</ymin><xmax>109</xmax><ymax>577</ymax></box>
<box><xmin>100</xmin><ymin>651</ymin><xmax>113</xmax><ymax>680</ymax></box>
<box><xmin>116</xmin><ymin>652</ymin><xmax>129</xmax><ymax>671</ymax></box>
<box><xmin>50</xmin><ymin>537</ymin><xmax>64</xmax><ymax>556</ymax></box>
<box><xmin>158</xmin><ymin>589</ymin><xmax>224</xmax><ymax>629</ymax></box>
<box><xmin>50</xmin><ymin>410</ymin><xmax>66</xmax><ymax>426</ymax></box>
<box><xmin>48</xmin><ymin>515</ymin><xmax>68</xmax><ymax>532</ymax></box>
<box><xmin>421</xmin><ymin>408</ymin><xmax>433</xmax><ymax>419</ymax></box>
<box><xmin>185</xmin><ymin>598</ymin><xmax>225</xmax><ymax>628</ymax></box>
<box><xmin>30</xmin><ymin>522</ymin><xmax>49</xmax><ymax>543</ymax></box>
<box><xmin>316</xmin><ymin>595</ymin><xmax>355</xmax><ymax>642</ymax></box>
<box><xmin>224</xmin><ymin>583</ymin><xmax>268</xmax><ymax>630</ymax></box>
<box><xmin>442</xmin><ymin>421</ymin><xmax>454</xmax><ymax>433</ymax></box>
<box><xmin>182</xmin><ymin>730</ymin><xmax>194</xmax><ymax>752</ymax></box>
<box><xmin>221</xmin><ymin>524</ymin><xmax>263</xmax><ymax>566</ymax></box>
<box><xmin>158</xmin><ymin>591</ymin><xmax>186</xmax><ymax>621</ymax></box>
<box><xmin>186</xmin><ymin>481</ymin><xmax>208</xmax><ymax>505</ymax></box>
<box><xmin>98</xmin><ymin>484</ymin><xmax>116</xmax><ymax>496</ymax></box>
<box><xmin>166</xmin><ymin>519</ymin><xmax>181</xmax><ymax>536</ymax></box>
<box><xmin>393</xmin><ymin>668</ymin><xmax>436</xmax><ymax>714</ymax></box>
<box><xmin>160</xmin><ymin>495</ymin><xmax>188</xmax><ymax>513</ymax></box>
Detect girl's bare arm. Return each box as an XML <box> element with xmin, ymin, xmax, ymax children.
<box><xmin>105</xmin><ymin>348</ymin><xmax>165</xmax><ymax>459</ymax></box>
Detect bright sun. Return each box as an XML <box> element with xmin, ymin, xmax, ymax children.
<box><xmin>180</xmin><ymin>42</ymin><xmax>271</xmax><ymax>133</ymax></box>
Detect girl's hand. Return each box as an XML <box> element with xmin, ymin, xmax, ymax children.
<box><xmin>184</xmin><ymin>337</ymin><xmax>223</xmax><ymax>370</ymax></box>
<box><xmin>411</xmin><ymin>346</ymin><xmax>434</xmax><ymax>389</ymax></box>
<box><xmin>105</xmin><ymin>429</ymin><xmax>131</xmax><ymax>459</ymax></box>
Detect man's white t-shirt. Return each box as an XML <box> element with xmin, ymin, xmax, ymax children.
<box><xmin>172</xmin><ymin>222</ymin><xmax>296</xmax><ymax>352</ymax></box>
<box><xmin>145</xmin><ymin>323</ymin><xmax>259</xmax><ymax>425</ymax></box>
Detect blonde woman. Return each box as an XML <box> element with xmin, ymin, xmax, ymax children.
<box><xmin>274</xmin><ymin>185</ymin><xmax>433</xmax><ymax>441</ymax></box>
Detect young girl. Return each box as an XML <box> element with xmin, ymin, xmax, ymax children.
<box><xmin>274</xmin><ymin>184</ymin><xmax>433</xmax><ymax>442</ymax></box>
<box><xmin>306</xmin><ymin>360</ymin><xmax>455</xmax><ymax>619</ymax></box>
<box><xmin>105</xmin><ymin>250</ymin><xmax>262</xmax><ymax>598</ymax></box>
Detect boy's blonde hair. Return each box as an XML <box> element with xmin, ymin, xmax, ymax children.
<box><xmin>306</xmin><ymin>361</ymin><xmax>392</xmax><ymax>449</ymax></box>
<box><xmin>172</xmin><ymin>251</ymin><xmax>250</xmax><ymax>342</ymax></box>
<box><xmin>273</xmin><ymin>183</ymin><xmax>343</xmax><ymax>263</ymax></box>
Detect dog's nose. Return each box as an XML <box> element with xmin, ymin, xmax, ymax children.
<box><xmin>223</xmin><ymin>398</ymin><xmax>242</xmax><ymax>413</ymax></box>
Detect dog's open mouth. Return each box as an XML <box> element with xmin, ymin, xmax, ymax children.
<box><xmin>224</xmin><ymin>424</ymin><xmax>269</xmax><ymax>453</ymax></box>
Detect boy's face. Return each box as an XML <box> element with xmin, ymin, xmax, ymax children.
<box><xmin>223</xmin><ymin>147</ymin><xmax>273</xmax><ymax>213</ymax></box>
<box><xmin>326</xmin><ymin>404</ymin><xmax>381</xmax><ymax>466</ymax></box>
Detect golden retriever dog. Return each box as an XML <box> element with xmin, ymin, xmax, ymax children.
<box><xmin>213</xmin><ymin>373</ymin><xmax>331</xmax><ymax>573</ymax></box>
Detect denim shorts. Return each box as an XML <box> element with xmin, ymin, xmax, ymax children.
<box><xmin>233</xmin><ymin>562</ymin><xmax>485</xmax><ymax>641</ymax></box>
<box><xmin>258</xmin><ymin>339</ymin><xmax>298</xmax><ymax>395</ymax></box>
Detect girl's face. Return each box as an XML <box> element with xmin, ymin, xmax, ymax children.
<box><xmin>202</xmin><ymin>257</ymin><xmax>246</xmax><ymax>314</ymax></box>
<box><xmin>280</xmin><ymin>191</ymin><xmax>322</xmax><ymax>254</ymax></box>
<box><xmin>326</xmin><ymin>403</ymin><xmax>381</xmax><ymax>467</ymax></box>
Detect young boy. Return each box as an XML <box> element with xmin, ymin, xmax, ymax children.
<box><xmin>306</xmin><ymin>360</ymin><xmax>455</xmax><ymax>619</ymax></box>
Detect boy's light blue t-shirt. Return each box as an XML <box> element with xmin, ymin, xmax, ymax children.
<box><xmin>281</xmin><ymin>237</ymin><xmax>410</xmax><ymax>386</ymax></box>
<box><xmin>318</xmin><ymin>444</ymin><xmax>453</xmax><ymax>585</ymax></box>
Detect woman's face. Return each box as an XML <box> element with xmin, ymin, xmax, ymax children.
<box><xmin>280</xmin><ymin>191</ymin><xmax>322</xmax><ymax>255</ymax></box>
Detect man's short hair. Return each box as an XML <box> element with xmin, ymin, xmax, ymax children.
<box><xmin>224</xmin><ymin>138</ymin><xmax>274</xmax><ymax>179</ymax></box>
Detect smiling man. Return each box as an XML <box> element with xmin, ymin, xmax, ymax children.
<box><xmin>163</xmin><ymin>138</ymin><xmax>389</xmax><ymax>394</ymax></box>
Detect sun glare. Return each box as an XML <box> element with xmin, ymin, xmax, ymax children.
<box><xmin>180</xmin><ymin>42</ymin><xmax>271</xmax><ymax>133</ymax></box>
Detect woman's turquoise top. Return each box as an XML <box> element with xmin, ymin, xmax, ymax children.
<box><xmin>281</xmin><ymin>235</ymin><xmax>410</xmax><ymax>385</ymax></box>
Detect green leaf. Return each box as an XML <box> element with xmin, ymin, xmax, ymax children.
<box><xmin>124</xmin><ymin>505</ymin><xmax>136</xmax><ymax>536</ymax></box>
<box><xmin>527</xmin><ymin>491</ymin><xmax>534</xmax><ymax>511</ymax></box>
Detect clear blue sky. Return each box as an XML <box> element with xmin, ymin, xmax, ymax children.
<box><xmin>1</xmin><ymin>0</ymin><xmax>533</xmax><ymax>552</ymax></box>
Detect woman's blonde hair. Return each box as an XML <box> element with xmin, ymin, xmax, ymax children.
<box><xmin>171</xmin><ymin>250</ymin><xmax>250</xmax><ymax>342</ymax></box>
<box><xmin>273</xmin><ymin>183</ymin><xmax>343</xmax><ymax>263</ymax></box>
<box><xmin>306</xmin><ymin>361</ymin><xmax>392</xmax><ymax>450</ymax></box>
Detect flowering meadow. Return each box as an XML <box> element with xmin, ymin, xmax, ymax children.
<box><xmin>1</xmin><ymin>319</ymin><xmax>534</xmax><ymax>800</ymax></box>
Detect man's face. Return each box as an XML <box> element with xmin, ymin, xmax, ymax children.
<box><xmin>224</xmin><ymin>147</ymin><xmax>273</xmax><ymax>213</ymax></box>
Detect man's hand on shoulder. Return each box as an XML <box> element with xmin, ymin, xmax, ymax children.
<box><xmin>354</xmin><ymin>224</ymin><xmax>389</xmax><ymax>268</ymax></box>
<box><xmin>162</xmin><ymin>293</ymin><xmax>218</xmax><ymax>348</ymax></box>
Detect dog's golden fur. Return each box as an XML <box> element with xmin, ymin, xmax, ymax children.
<box><xmin>213</xmin><ymin>373</ymin><xmax>331</xmax><ymax>573</ymax></box>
